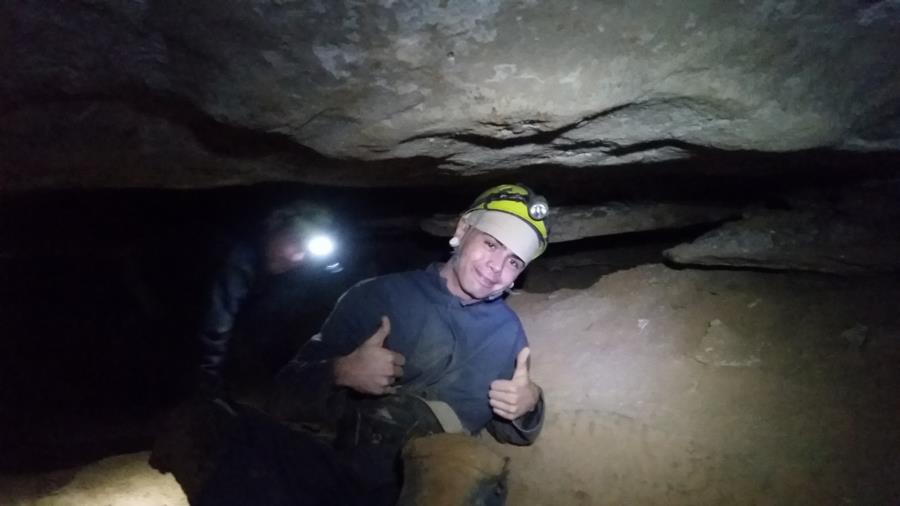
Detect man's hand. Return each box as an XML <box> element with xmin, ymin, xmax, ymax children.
<box><xmin>489</xmin><ymin>347</ymin><xmax>541</xmax><ymax>421</ymax></box>
<box><xmin>334</xmin><ymin>316</ymin><xmax>406</xmax><ymax>395</ymax></box>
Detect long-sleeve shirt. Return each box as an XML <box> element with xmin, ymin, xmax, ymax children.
<box><xmin>197</xmin><ymin>239</ymin><xmax>261</xmax><ymax>378</ymax></box>
<box><xmin>272</xmin><ymin>262</ymin><xmax>543</xmax><ymax>445</ymax></box>
<box><xmin>198</xmin><ymin>236</ymin><xmax>321</xmax><ymax>376</ymax></box>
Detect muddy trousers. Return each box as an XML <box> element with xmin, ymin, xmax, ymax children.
<box><xmin>194</xmin><ymin>412</ymin><xmax>400</xmax><ymax>506</ymax></box>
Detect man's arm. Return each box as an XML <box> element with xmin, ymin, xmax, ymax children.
<box><xmin>197</xmin><ymin>244</ymin><xmax>257</xmax><ymax>391</ymax></box>
<box><xmin>267</xmin><ymin>282</ymin><xmax>404</xmax><ymax>422</ymax></box>
<box><xmin>333</xmin><ymin>316</ymin><xmax>405</xmax><ymax>395</ymax></box>
<box><xmin>267</xmin><ymin>287</ymin><xmax>364</xmax><ymax>421</ymax></box>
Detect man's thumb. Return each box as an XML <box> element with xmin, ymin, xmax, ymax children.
<box><xmin>513</xmin><ymin>347</ymin><xmax>530</xmax><ymax>379</ymax></box>
<box><xmin>364</xmin><ymin>315</ymin><xmax>391</xmax><ymax>347</ymax></box>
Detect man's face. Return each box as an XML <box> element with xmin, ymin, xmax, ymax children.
<box><xmin>446</xmin><ymin>225</ymin><xmax>526</xmax><ymax>302</ymax></box>
<box><xmin>264</xmin><ymin>230</ymin><xmax>306</xmax><ymax>274</ymax></box>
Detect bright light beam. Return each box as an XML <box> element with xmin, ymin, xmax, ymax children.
<box><xmin>307</xmin><ymin>234</ymin><xmax>335</xmax><ymax>258</ymax></box>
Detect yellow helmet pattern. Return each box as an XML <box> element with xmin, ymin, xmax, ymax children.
<box><xmin>463</xmin><ymin>183</ymin><xmax>550</xmax><ymax>258</ymax></box>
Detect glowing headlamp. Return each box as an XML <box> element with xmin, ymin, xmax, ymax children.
<box><xmin>306</xmin><ymin>234</ymin><xmax>336</xmax><ymax>258</ymax></box>
<box><xmin>528</xmin><ymin>197</ymin><xmax>549</xmax><ymax>220</ymax></box>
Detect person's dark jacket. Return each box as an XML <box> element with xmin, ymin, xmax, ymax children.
<box><xmin>198</xmin><ymin>240</ymin><xmax>261</xmax><ymax>385</ymax></box>
<box><xmin>197</xmin><ymin>237</ymin><xmax>328</xmax><ymax>385</ymax></box>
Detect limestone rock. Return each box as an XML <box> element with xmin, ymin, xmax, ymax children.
<box><xmin>3</xmin><ymin>1</ymin><xmax>900</xmax><ymax>189</ymax></box>
<box><xmin>694</xmin><ymin>319</ymin><xmax>761</xmax><ymax>368</ymax></box>
<box><xmin>664</xmin><ymin>207</ymin><xmax>900</xmax><ymax>274</ymax></box>
<box><xmin>0</xmin><ymin>452</ymin><xmax>187</xmax><ymax>506</ymax></box>
<box><xmin>422</xmin><ymin>202</ymin><xmax>739</xmax><ymax>242</ymax></box>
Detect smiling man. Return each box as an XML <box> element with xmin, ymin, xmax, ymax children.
<box><xmin>274</xmin><ymin>184</ymin><xmax>548</xmax><ymax>437</ymax></box>
<box><xmin>445</xmin><ymin>185</ymin><xmax>545</xmax><ymax>303</ymax></box>
<box><xmin>197</xmin><ymin>184</ymin><xmax>550</xmax><ymax>506</ymax></box>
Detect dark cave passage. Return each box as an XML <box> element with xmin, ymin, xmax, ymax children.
<box><xmin>1</xmin><ymin>172</ymin><xmax>899</xmax><ymax>505</ymax></box>
<box><xmin>0</xmin><ymin>180</ymin><xmax>736</xmax><ymax>471</ymax></box>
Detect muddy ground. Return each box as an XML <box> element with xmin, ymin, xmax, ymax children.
<box><xmin>2</xmin><ymin>261</ymin><xmax>898</xmax><ymax>505</ymax></box>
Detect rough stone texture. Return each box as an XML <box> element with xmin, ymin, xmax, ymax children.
<box><xmin>0</xmin><ymin>452</ymin><xmax>187</xmax><ymax>506</ymax></box>
<box><xmin>3</xmin><ymin>0</ymin><xmax>900</xmax><ymax>189</ymax></box>
<box><xmin>664</xmin><ymin>182</ymin><xmax>900</xmax><ymax>274</ymax></box>
<box><xmin>693</xmin><ymin>318</ymin><xmax>761</xmax><ymax>368</ymax></box>
<box><xmin>490</xmin><ymin>264</ymin><xmax>900</xmax><ymax>505</ymax></box>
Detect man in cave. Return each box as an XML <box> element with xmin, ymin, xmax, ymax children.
<box><xmin>196</xmin><ymin>200</ymin><xmax>344</xmax><ymax>397</ymax></box>
<box><xmin>195</xmin><ymin>183</ymin><xmax>552</xmax><ymax>505</ymax></box>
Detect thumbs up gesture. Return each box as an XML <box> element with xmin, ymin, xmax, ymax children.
<box><xmin>489</xmin><ymin>347</ymin><xmax>541</xmax><ymax>421</ymax></box>
<box><xmin>334</xmin><ymin>316</ymin><xmax>406</xmax><ymax>395</ymax></box>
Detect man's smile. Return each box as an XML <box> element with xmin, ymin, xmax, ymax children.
<box><xmin>474</xmin><ymin>267</ymin><xmax>499</xmax><ymax>288</ymax></box>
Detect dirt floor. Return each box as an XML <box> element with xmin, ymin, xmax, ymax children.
<box><xmin>497</xmin><ymin>263</ymin><xmax>900</xmax><ymax>505</ymax></box>
<box><xmin>2</xmin><ymin>262</ymin><xmax>899</xmax><ymax>505</ymax></box>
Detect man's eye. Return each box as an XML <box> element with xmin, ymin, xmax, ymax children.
<box><xmin>485</xmin><ymin>239</ymin><xmax>496</xmax><ymax>249</ymax></box>
<box><xmin>509</xmin><ymin>258</ymin><xmax>523</xmax><ymax>270</ymax></box>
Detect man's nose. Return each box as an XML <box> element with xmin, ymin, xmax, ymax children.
<box><xmin>487</xmin><ymin>251</ymin><xmax>504</xmax><ymax>272</ymax></box>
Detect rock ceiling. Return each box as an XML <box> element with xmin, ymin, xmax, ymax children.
<box><xmin>3</xmin><ymin>0</ymin><xmax>900</xmax><ymax>191</ymax></box>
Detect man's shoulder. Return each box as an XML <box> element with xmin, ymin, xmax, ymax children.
<box><xmin>494</xmin><ymin>298</ymin><xmax>523</xmax><ymax>321</ymax></box>
<box><xmin>344</xmin><ymin>267</ymin><xmax>430</xmax><ymax>296</ymax></box>
<box><xmin>491</xmin><ymin>300</ymin><xmax>527</xmax><ymax>338</ymax></box>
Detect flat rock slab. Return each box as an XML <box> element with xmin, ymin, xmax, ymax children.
<box><xmin>664</xmin><ymin>208</ymin><xmax>900</xmax><ymax>274</ymax></box>
<box><xmin>422</xmin><ymin>202</ymin><xmax>739</xmax><ymax>242</ymax></box>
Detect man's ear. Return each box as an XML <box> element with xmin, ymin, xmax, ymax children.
<box><xmin>452</xmin><ymin>218</ymin><xmax>470</xmax><ymax>243</ymax></box>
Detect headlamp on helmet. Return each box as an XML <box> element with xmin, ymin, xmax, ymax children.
<box><xmin>306</xmin><ymin>234</ymin><xmax>336</xmax><ymax>258</ymax></box>
<box><xmin>266</xmin><ymin>201</ymin><xmax>343</xmax><ymax>273</ymax></box>
<box><xmin>528</xmin><ymin>196</ymin><xmax>549</xmax><ymax>220</ymax></box>
<box><xmin>462</xmin><ymin>183</ymin><xmax>550</xmax><ymax>262</ymax></box>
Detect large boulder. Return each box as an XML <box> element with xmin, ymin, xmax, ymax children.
<box><xmin>3</xmin><ymin>0</ymin><xmax>900</xmax><ymax>189</ymax></box>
